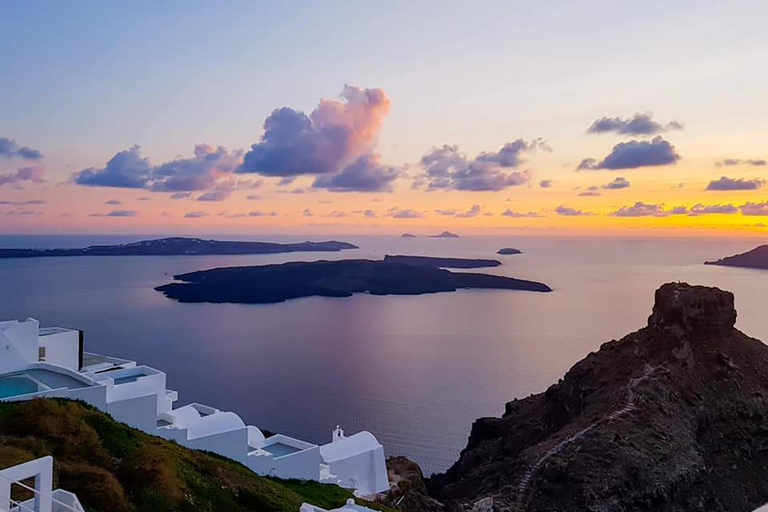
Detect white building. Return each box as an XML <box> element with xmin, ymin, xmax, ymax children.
<box><xmin>0</xmin><ymin>456</ymin><xmax>84</xmax><ymax>512</ymax></box>
<box><xmin>0</xmin><ymin>318</ymin><xmax>390</xmax><ymax>496</ymax></box>
<box><xmin>300</xmin><ymin>498</ymin><xmax>381</xmax><ymax>512</ymax></box>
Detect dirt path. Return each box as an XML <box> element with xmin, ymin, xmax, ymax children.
<box><xmin>500</xmin><ymin>364</ymin><xmax>659</xmax><ymax>512</ymax></box>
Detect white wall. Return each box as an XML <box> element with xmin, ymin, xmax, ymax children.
<box><xmin>38</xmin><ymin>331</ymin><xmax>80</xmax><ymax>371</ymax></box>
<box><xmin>0</xmin><ymin>456</ymin><xmax>54</xmax><ymax>512</ymax></box>
<box><xmin>0</xmin><ymin>319</ymin><xmax>39</xmax><ymax>373</ymax></box>
<box><xmin>108</xmin><ymin>394</ymin><xmax>159</xmax><ymax>431</ymax></box>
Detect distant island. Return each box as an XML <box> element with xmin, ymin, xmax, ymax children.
<box><xmin>431</xmin><ymin>231</ymin><xmax>459</xmax><ymax>238</ymax></box>
<box><xmin>497</xmin><ymin>248</ymin><xmax>522</xmax><ymax>255</ymax></box>
<box><xmin>401</xmin><ymin>233</ymin><xmax>417</xmax><ymax>238</ymax></box>
<box><xmin>155</xmin><ymin>259</ymin><xmax>551</xmax><ymax>304</ymax></box>
<box><xmin>383</xmin><ymin>255</ymin><xmax>500</xmax><ymax>268</ymax></box>
<box><xmin>0</xmin><ymin>237</ymin><xmax>358</xmax><ymax>259</ymax></box>
<box><xmin>705</xmin><ymin>245</ymin><xmax>768</xmax><ymax>269</ymax></box>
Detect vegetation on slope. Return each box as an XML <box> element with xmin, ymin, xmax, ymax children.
<box><xmin>0</xmin><ymin>398</ymin><xmax>392</xmax><ymax>512</ymax></box>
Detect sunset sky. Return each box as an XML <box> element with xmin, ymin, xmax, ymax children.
<box><xmin>2</xmin><ymin>1</ymin><xmax>767</xmax><ymax>236</ymax></box>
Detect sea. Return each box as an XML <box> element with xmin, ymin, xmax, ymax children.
<box><xmin>1</xmin><ymin>234</ymin><xmax>766</xmax><ymax>475</ymax></box>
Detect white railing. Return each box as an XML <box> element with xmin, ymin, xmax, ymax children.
<box><xmin>0</xmin><ymin>471</ymin><xmax>83</xmax><ymax>512</ymax></box>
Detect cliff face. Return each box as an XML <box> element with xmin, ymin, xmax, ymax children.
<box><xmin>428</xmin><ymin>283</ymin><xmax>768</xmax><ymax>512</ymax></box>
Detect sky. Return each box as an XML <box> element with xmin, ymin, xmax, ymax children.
<box><xmin>1</xmin><ymin>0</ymin><xmax>767</xmax><ymax>236</ymax></box>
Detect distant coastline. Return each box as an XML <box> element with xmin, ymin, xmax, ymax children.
<box><xmin>0</xmin><ymin>237</ymin><xmax>358</xmax><ymax>259</ymax></box>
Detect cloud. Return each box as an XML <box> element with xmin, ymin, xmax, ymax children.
<box><xmin>706</xmin><ymin>176</ymin><xmax>765</xmax><ymax>191</ymax></box>
<box><xmin>587</xmin><ymin>112</ymin><xmax>683</xmax><ymax>136</ymax></box>
<box><xmin>670</xmin><ymin>206</ymin><xmax>688</xmax><ymax>215</ymax></box>
<box><xmin>74</xmin><ymin>144</ymin><xmax>249</xmax><ymax>193</ymax></box>
<box><xmin>239</xmin><ymin>85</ymin><xmax>390</xmax><ymax>179</ymax></box>
<box><xmin>540</xmin><ymin>179</ymin><xmax>553</xmax><ymax>188</ymax></box>
<box><xmin>196</xmin><ymin>190</ymin><xmax>230</xmax><ymax>202</ymax></box>
<box><xmin>0</xmin><ymin>137</ymin><xmax>43</xmax><ymax>160</ymax></box>
<box><xmin>435</xmin><ymin>209</ymin><xmax>458</xmax><ymax>216</ymax></box>
<box><xmin>577</xmin><ymin>136</ymin><xmax>680</xmax><ymax>170</ymax></box>
<box><xmin>602</xmin><ymin>177</ymin><xmax>630</xmax><ymax>189</ymax></box>
<box><xmin>170</xmin><ymin>191</ymin><xmax>191</xmax><ymax>200</ymax></box>
<box><xmin>0</xmin><ymin>166</ymin><xmax>45</xmax><ymax>187</ymax></box>
<box><xmin>556</xmin><ymin>205</ymin><xmax>590</xmax><ymax>216</ymax></box>
<box><xmin>184</xmin><ymin>211</ymin><xmax>209</xmax><ymax>218</ymax></box>
<box><xmin>75</xmin><ymin>146</ymin><xmax>151</xmax><ymax>188</ymax></box>
<box><xmin>138</xmin><ymin>196</ymin><xmax>150</xmax><ymax>201</ymax></box>
<box><xmin>302</xmin><ymin>208</ymin><xmax>314</xmax><ymax>217</ymax></box>
<box><xmin>716</xmin><ymin>158</ymin><xmax>767</xmax><ymax>167</ymax></box>
<box><xmin>150</xmin><ymin>144</ymin><xmax>243</xmax><ymax>192</ymax></box>
<box><xmin>501</xmin><ymin>209</ymin><xmax>542</xmax><ymax>218</ymax></box>
<box><xmin>740</xmin><ymin>202</ymin><xmax>768</xmax><ymax>216</ymax></box>
<box><xmin>363</xmin><ymin>209</ymin><xmax>377</xmax><ymax>218</ymax></box>
<box><xmin>418</xmin><ymin>139</ymin><xmax>547</xmax><ymax>191</ymax></box>
<box><xmin>455</xmin><ymin>205</ymin><xmax>482</xmax><ymax>218</ymax></box>
<box><xmin>6</xmin><ymin>209</ymin><xmax>42</xmax><ymax>216</ymax></box>
<box><xmin>104</xmin><ymin>199</ymin><xmax>123</xmax><ymax>205</ymax></box>
<box><xmin>387</xmin><ymin>207</ymin><xmax>424</xmax><ymax>219</ymax></box>
<box><xmin>246</xmin><ymin>194</ymin><xmax>262</xmax><ymax>200</ymax></box>
<box><xmin>578</xmin><ymin>186</ymin><xmax>601</xmax><ymax>197</ymax></box>
<box><xmin>90</xmin><ymin>209</ymin><xmax>139</xmax><ymax>217</ymax></box>
<box><xmin>312</xmin><ymin>154</ymin><xmax>402</xmax><ymax>192</ymax></box>
<box><xmin>690</xmin><ymin>203</ymin><xmax>739</xmax><ymax>215</ymax></box>
<box><xmin>249</xmin><ymin>211</ymin><xmax>279</xmax><ymax>217</ymax></box>
<box><xmin>610</xmin><ymin>202</ymin><xmax>666</xmax><ymax>217</ymax></box>
<box><xmin>0</xmin><ymin>199</ymin><xmax>45</xmax><ymax>206</ymax></box>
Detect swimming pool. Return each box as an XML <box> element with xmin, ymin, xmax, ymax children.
<box><xmin>0</xmin><ymin>374</ymin><xmax>47</xmax><ymax>399</ymax></box>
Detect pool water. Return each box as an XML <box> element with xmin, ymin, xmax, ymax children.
<box><xmin>0</xmin><ymin>375</ymin><xmax>45</xmax><ymax>399</ymax></box>
<box><xmin>264</xmin><ymin>442</ymin><xmax>302</xmax><ymax>457</ymax></box>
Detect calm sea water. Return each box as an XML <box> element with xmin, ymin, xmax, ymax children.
<box><xmin>1</xmin><ymin>234</ymin><xmax>766</xmax><ymax>474</ymax></box>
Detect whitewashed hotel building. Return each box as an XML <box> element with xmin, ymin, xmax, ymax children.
<box><xmin>0</xmin><ymin>318</ymin><xmax>389</xmax><ymax>497</ymax></box>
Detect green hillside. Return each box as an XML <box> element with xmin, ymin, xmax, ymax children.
<box><xmin>0</xmin><ymin>398</ymin><xmax>392</xmax><ymax>512</ymax></box>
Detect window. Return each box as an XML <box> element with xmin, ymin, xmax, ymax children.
<box><xmin>38</xmin><ymin>346</ymin><xmax>46</xmax><ymax>361</ymax></box>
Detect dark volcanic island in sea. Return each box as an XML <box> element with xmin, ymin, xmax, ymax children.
<box><xmin>155</xmin><ymin>258</ymin><xmax>551</xmax><ymax>304</ymax></box>
<box><xmin>0</xmin><ymin>237</ymin><xmax>357</xmax><ymax>258</ymax></box>
<box><xmin>705</xmin><ymin>245</ymin><xmax>768</xmax><ymax>270</ymax></box>
<box><xmin>422</xmin><ymin>283</ymin><xmax>768</xmax><ymax>512</ymax></box>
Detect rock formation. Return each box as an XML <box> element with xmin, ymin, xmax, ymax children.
<box><xmin>427</xmin><ymin>283</ymin><xmax>768</xmax><ymax>512</ymax></box>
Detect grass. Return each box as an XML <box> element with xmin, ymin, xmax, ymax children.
<box><xmin>0</xmin><ymin>398</ymin><xmax>394</xmax><ymax>512</ymax></box>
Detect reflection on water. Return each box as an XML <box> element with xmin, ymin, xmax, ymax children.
<box><xmin>0</xmin><ymin>234</ymin><xmax>765</xmax><ymax>474</ymax></box>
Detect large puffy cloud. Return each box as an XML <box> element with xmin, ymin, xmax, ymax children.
<box><xmin>75</xmin><ymin>146</ymin><xmax>151</xmax><ymax>188</ymax></box>
<box><xmin>418</xmin><ymin>139</ymin><xmax>547</xmax><ymax>191</ymax></box>
<box><xmin>577</xmin><ymin>136</ymin><xmax>680</xmax><ymax>171</ymax></box>
<box><xmin>587</xmin><ymin>113</ymin><xmax>683</xmax><ymax>136</ymax></box>
<box><xmin>706</xmin><ymin>176</ymin><xmax>765</xmax><ymax>191</ymax></box>
<box><xmin>716</xmin><ymin>158</ymin><xmax>767</xmax><ymax>167</ymax></box>
<box><xmin>238</xmin><ymin>85</ymin><xmax>390</xmax><ymax>178</ymax></box>
<box><xmin>602</xmin><ymin>177</ymin><xmax>630</xmax><ymax>189</ymax></box>
<box><xmin>610</xmin><ymin>202</ymin><xmax>666</xmax><ymax>217</ymax></box>
<box><xmin>312</xmin><ymin>155</ymin><xmax>402</xmax><ymax>192</ymax></box>
<box><xmin>0</xmin><ymin>166</ymin><xmax>45</xmax><ymax>187</ymax></box>
<box><xmin>0</xmin><ymin>137</ymin><xmax>43</xmax><ymax>160</ymax></box>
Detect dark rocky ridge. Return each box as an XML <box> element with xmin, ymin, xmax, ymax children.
<box><xmin>427</xmin><ymin>283</ymin><xmax>768</xmax><ymax>512</ymax></box>
<box><xmin>0</xmin><ymin>237</ymin><xmax>357</xmax><ymax>259</ymax></box>
<box><xmin>384</xmin><ymin>255</ymin><xmax>501</xmax><ymax>268</ymax></box>
<box><xmin>155</xmin><ymin>259</ymin><xmax>551</xmax><ymax>304</ymax></box>
<box><xmin>705</xmin><ymin>245</ymin><xmax>768</xmax><ymax>269</ymax></box>
<box><xmin>432</xmin><ymin>231</ymin><xmax>460</xmax><ymax>238</ymax></box>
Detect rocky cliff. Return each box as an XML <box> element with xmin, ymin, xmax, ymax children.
<box><xmin>427</xmin><ymin>283</ymin><xmax>768</xmax><ymax>512</ymax></box>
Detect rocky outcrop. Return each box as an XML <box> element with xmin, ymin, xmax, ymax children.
<box><xmin>381</xmin><ymin>457</ymin><xmax>444</xmax><ymax>512</ymax></box>
<box><xmin>428</xmin><ymin>283</ymin><xmax>768</xmax><ymax>512</ymax></box>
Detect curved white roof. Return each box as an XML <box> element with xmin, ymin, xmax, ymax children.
<box><xmin>319</xmin><ymin>431</ymin><xmax>382</xmax><ymax>463</ymax></box>
<box><xmin>187</xmin><ymin>412</ymin><xmax>245</xmax><ymax>439</ymax></box>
